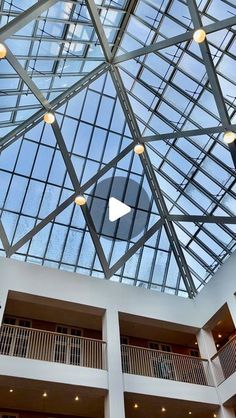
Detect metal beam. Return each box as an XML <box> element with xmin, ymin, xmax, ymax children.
<box><xmin>6</xmin><ymin>49</ymin><xmax>49</xmax><ymax>109</ymax></box>
<box><xmin>111</xmin><ymin>0</ymin><xmax>137</xmax><ymax>60</ymax></box>
<box><xmin>0</xmin><ymin>63</ymin><xmax>110</xmax><ymax>150</ymax></box>
<box><xmin>0</xmin><ymin>0</ymin><xmax>60</xmax><ymax>42</ymax></box>
<box><xmin>52</xmin><ymin>120</ymin><xmax>79</xmax><ymax>190</ymax></box>
<box><xmin>168</xmin><ymin>215</ymin><xmax>236</xmax><ymax>224</ymax></box>
<box><xmin>81</xmin><ymin>205</ymin><xmax>110</xmax><ymax>277</ymax></box>
<box><xmin>108</xmin><ymin>218</ymin><xmax>164</xmax><ymax>277</ymax></box>
<box><xmin>0</xmin><ymin>221</ymin><xmax>10</xmax><ymax>253</ymax></box>
<box><xmin>113</xmin><ymin>16</ymin><xmax>236</xmax><ymax>64</ymax></box>
<box><xmin>141</xmin><ymin>124</ymin><xmax>236</xmax><ymax>143</ymax></box>
<box><xmin>187</xmin><ymin>0</ymin><xmax>236</xmax><ymax>169</ymax></box>
<box><xmin>85</xmin><ymin>0</ymin><xmax>112</xmax><ymax>62</ymax></box>
<box><xmin>6</xmin><ymin>141</ymin><xmax>134</xmax><ymax>258</ymax></box>
<box><xmin>110</xmin><ymin>65</ymin><xmax>197</xmax><ymax>298</ymax></box>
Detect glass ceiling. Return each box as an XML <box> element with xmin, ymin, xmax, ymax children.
<box><xmin>0</xmin><ymin>0</ymin><xmax>235</xmax><ymax>298</ymax></box>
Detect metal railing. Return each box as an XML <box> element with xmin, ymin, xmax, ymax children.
<box><xmin>0</xmin><ymin>324</ymin><xmax>107</xmax><ymax>370</ymax></box>
<box><xmin>121</xmin><ymin>344</ymin><xmax>213</xmax><ymax>386</ymax></box>
<box><xmin>211</xmin><ymin>335</ymin><xmax>236</xmax><ymax>385</ymax></box>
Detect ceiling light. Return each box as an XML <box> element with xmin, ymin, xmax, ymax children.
<box><xmin>43</xmin><ymin>112</ymin><xmax>55</xmax><ymax>124</ymax></box>
<box><xmin>42</xmin><ymin>392</ymin><xmax>47</xmax><ymax>398</ymax></box>
<box><xmin>74</xmin><ymin>195</ymin><xmax>86</xmax><ymax>206</ymax></box>
<box><xmin>195</xmin><ymin>341</ymin><xmax>198</xmax><ymax>345</ymax></box>
<box><xmin>9</xmin><ymin>389</ymin><xmax>14</xmax><ymax>393</ymax></box>
<box><xmin>223</xmin><ymin>131</ymin><xmax>236</xmax><ymax>144</ymax></box>
<box><xmin>188</xmin><ymin>412</ymin><xmax>192</xmax><ymax>415</ymax></box>
<box><xmin>75</xmin><ymin>395</ymin><xmax>79</xmax><ymax>401</ymax></box>
<box><xmin>193</xmin><ymin>29</ymin><xmax>206</xmax><ymax>43</ymax></box>
<box><xmin>133</xmin><ymin>403</ymin><xmax>139</xmax><ymax>409</ymax></box>
<box><xmin>218</xmin><ymin>334</ymin><xmax>222</xmax><ymax>338</ymax></box>
<box><xmin>216</xmin><ymin>343</ymin><xmax>220</xmax><ymax>348</ymax></box>
<box><xmin>161</xmin><ymin>407</ymin><xmax>166</xmax><ymax>412</ymax></box>
<box><xmin>134</xmin><ymin>144</ymin><xmax>145</xmax><ymax>154</ymax></box>
<box><xmin>213</xmin><ymin>414</ymin><xmax>217</xmax><ymax>418</ymax></box>
<box><xmin>0</xmin><ymin>43</ymin><xmax>7</xmax><ymax>59</ymax></box>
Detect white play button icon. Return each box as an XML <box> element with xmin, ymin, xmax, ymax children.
<box><xmin>108</xmin><ymin>197</ymin><xmax>131</xmax><ymax>222</ymax></box>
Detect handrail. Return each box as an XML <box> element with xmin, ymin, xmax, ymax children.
<box><xmin>121</xmin><ymin>343</ymin><xmax>208</xmax><ymax>361</ymax></box>
<box><xmin>121</xmin><ymin>344</ymin><xmax>213</xmax><ymax>386</ymax></box>
<box><xmin>211</xmin><ymin>334</ymin><xmax>236</xmax><ymax>360</ymax></box>
<box><xmin>211</xmin><ymin>334</ymin><xmax>236</xmax><ymax>385</ymax></box>
<box><xmin>0</xmin><ymin>324</ymin><xmax>107</xmax><ymax>370</ymax></box>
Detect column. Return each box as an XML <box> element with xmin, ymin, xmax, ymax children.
<box><xmin>0</xmin><ymin>287</ymin><xmax>8</xmax><ymax>325</ymax></box>
<box><xmin>227</xmin><ymin>297</ymin><xmax>236</xmax><ymax>328</ymax></box>
<box><xmin>196</xmin><ymin>328</ymin><xmax>219</xmax><ymax>387</ymax></box>
<box><xmin>102</xmin><ymin>308</ymin><xmax>125</xmax><ymax>418</ymax></box>
<box><xmin>218</xmin><ymin>406</ymin><xmax>236</xmax><ymax>418</ymax></box>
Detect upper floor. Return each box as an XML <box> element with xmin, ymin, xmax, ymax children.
<box><xmin>0</xmin><ymin>256</ymin><xmax>235</xmax><ymax>410</ymax></box>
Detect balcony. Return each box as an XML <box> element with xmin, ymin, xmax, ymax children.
<box><xmin>121</xmin><ymin>344</ymin><xmax>213</xmax><ymax>386</ymax></box>
<box><xmin>211</xmin><ymin>335</ymin><xmax>236</xmax><ymax>385</ymax></box>
<box><xmin>0</xmin><ymin>324</ymin><xmax>107</xmax><ymax>370</ymax></box>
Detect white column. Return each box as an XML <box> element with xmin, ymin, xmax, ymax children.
<box><xmin>196</xmin><ymin>328</ymin><xmax>217</xmax><ymax>359</ymax></box>
<box><xmin>218</xmin><ymin>406</ymin><xmax>235</xmax><ymax>418</ymax></box>
<box><xmin>227</xmin><ymin>297</ymin><xmax>236</xmax><ymax>328</ymax></box>
<box><xmin>196</xmin><ymin>328</ymin><xmax>220</xmax><ymax>387</ymax></box>
<box><xmin>103</xmin><ymin>308</ymin><xmax>125</xmax><ymax>418</ymax></box>
<box><xmin>0</xmin><ymin>286</ymin><xmax>8</xmax><ymax>325</ymax></box>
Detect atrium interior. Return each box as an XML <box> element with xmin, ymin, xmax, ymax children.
<box><xmin>0</xmin><ymin>0</ymin><xmax>236</xmax><ymax>417</ymax></box>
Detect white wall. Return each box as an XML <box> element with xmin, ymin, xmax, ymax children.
<box><xmin>0</xmin><ymin>258</ymin><xmax>197</xmax><ymax>328</ymax></box>
<box><xmin>1</xmin><ymin>256</ymin><xmax>236</xmax><ymax>409</ymax></box>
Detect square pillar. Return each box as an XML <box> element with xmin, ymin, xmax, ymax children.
<box><xmin>103</xmin><ymin>308</ymin><xmax>125</xmax><ymax>418</ymax></box>
<box><xmin>218</xmin><ymin>406</ymin><xmax>236</xmax><ymax>418</ymax></box>
<box><xmin>0</xmin><ymin>287</ymin><xmax>8</xmax><ymax>325</ymax></box>
<box><xmin>227</xmin><ymin>297</ymin><xmax>236</xmax><ymax>329</ymax></box>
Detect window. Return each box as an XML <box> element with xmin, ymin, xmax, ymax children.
<box><xmin>0</xmin><ymin>317</ymin><xmax>31</xmax><ymax>357</ymax></box>
<box><xmin>54</xmin><ymin>325</ymin><xmax>82</xmax><ymax>365</ymax></box>
<box><xmin>148</xmin><ymin>342</ymin><xmax>174</xmax><ymax>379</ymax></box>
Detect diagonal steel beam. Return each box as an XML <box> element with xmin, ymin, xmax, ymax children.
<box><xmin>141</xmin><ymin>124</ymin><xmax>236</xmax><ymax>143</ymax></box>
<box><xmin>113</xmin><ymin>16</ymin><xmax>236</xmax><ymax>64</ymax></box>
<box><xmin>168</xmin><ymin>215</ymin><xmax>236</xmax><ymax>224</ymax></box>
<box><xmin>187</xmin><ymin>0</ymin><xmax>236</xmax><ymax>169</ymax></box>
<box><xmin>0</xmin><ymin>0</ymin><xmax>60</xmax><ymax>42</ymax></box>
<box><xmin>6</xmin><ymin>141</ymin><xmax>134</xmax><ymax>262</ymax></box>
<box><xmin>0</xmin><ymin>63</ymin><xmax>110</xmax><ymax>150</ymax></box>
<box><xmin>0</xmin><ymin>221</ymin><xmax>10</xmax><ymax>253</ymax></box>
<box><xmin>52</xmin><ymin>120</ymin><xmax>79</xmax><ymax>190</ymax></box>
<box><xmin>6</xmin><ymin>48</ymin><xmax>50</xmax><ymax>109</ymax></box>
<box><xmin>109</xmin><ymin>65</ymin><xmax>197</xmax><ymax>298</ymax></box>
<box><xmin>85</xmin><ymin>0</ymin><xmax>112</xmax><ymax>62</ymax></box>
<box><xmin>108</xmin><ymin>218</ymin><xmax>164</xmax><ymax>278</ymax></box>
<box><xmin>111</xmin><ymin>0</ymin><xmax>137</xmax><ymax>60</ymax></box>
<box><xmin>81</xmin><ymin>205</ymin><xmax>110</xmax><ymax>277</ymax></box>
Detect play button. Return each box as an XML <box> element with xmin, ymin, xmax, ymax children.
<box><xmin>109</xmin><ymin>197</ymin><xmax>131</xmax><ymax>222</ymax></box>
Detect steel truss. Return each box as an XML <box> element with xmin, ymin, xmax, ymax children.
<box><xmin>0</xmin><ymin>0</ymin><xmax>235</xmax><ymax>297</ymax></box>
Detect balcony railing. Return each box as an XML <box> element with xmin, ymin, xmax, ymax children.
<box><xmin>0</xmin><ymin>324</ymin><xmax>107</xmax><ymax>370</ymax></box>
<box><xmin>121</xmin><ymin>344</ymin><xmax>213</xmax><ymax>386</ymax></box>
<box><xmin>211</xmin><ymin>335</ymin><xmax>236</xmax><ymax>385</ymax></box>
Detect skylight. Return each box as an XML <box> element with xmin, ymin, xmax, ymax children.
<box><xmin>0</xmin><ymin>0</ymin><xmax>235</xmax><ymax>298</ymax></box>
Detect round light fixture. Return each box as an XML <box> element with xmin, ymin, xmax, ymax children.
<box><xmin>193</xmin><ymin>29</ymin><xmax>206</xmax><ymax>43</ymax></box>
<box><xmin>9</xmin><ymin>389</ymin><xmax>14</xmax><ymax>393</ymax></box>
<box><xmin>75</xmin><ymin>395</ymin><xmax>79</xmax><ymax>401</ymax></box>
<box><xmin>134</xmin><ymin>143</ymin><xmax>144</xmax><ymax>155</ymax></box>
<box><xmin>223</xmin><ymin>131</ymin><xmax>236</xmax><ymax>144</ymax></box>
<box><xmin>161</xmin><ymin>407</ymin><xmax>166</xmax><ymax>412</ymax></box>
<box><xmin>42</xmin><ymin>392</ymin><xmax>47</xmax><ymax>398</ymax></box>
<box><xmin>74</xmin><ymin>195</ymin><xmax>86</xmax><ymax>206</ymax></box>
<box><xmin>0</xmin><ymin>43</ymin><xmax>7</xmax><ymax>59</ymax></box>
<box><xmin>43</xmin><ymin>112</ymin><xmax>55</xmax><ymax>124</ymax></box>
<box><xmin>133</xmin><ymin>403</ymin><xmax>139</xmax><ymax>409</ymax></box>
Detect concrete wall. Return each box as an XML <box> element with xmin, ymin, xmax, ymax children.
<box><xmin>0</xmin><ymin>256</ymin><xmax>236</xmax><ymax>414</ymax></box>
